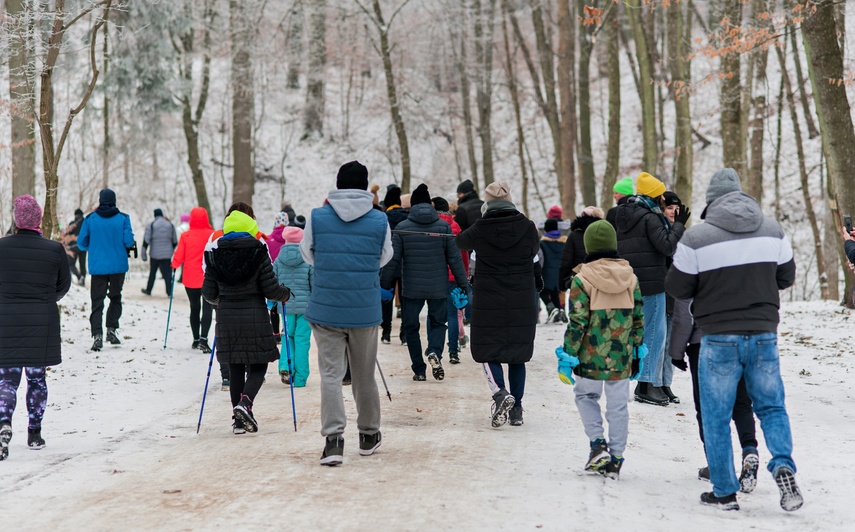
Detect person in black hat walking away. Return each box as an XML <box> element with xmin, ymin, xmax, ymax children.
<box><xmin>455</xmin><ymin>179</ymin><xmax>484</xmax><ymax>232</ymax></box>
<box><xmin>141</xmin><ymin>208</ymin><xmax>178</xmax><ymax>296</ymax></box>
<box><xmin>382</xmin><ymin>184</ymin><xmax>468</xmax><ymax>381</ymax></box>
<box><xmin>64</xmin><ymin>208</ymin><xmax>87</xmax><ymax>286</ymax></box>
<box><xmin>77</xmin><ymin>189</ymin><xmax>136</xmax><ymax>351</ymax></box>
<box><xmin>380</xmin><ymin>185</ymin><xmax>408</xmax><ymax>344</ymax></box>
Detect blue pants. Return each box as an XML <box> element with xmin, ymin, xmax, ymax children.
<box><xmin>0</xmin><ymin>367</ymin><xmax>48</xmax><ymax>430</ymax></box>
<box><xmin>281</xmin><ymin>313</ymin><xmax>312</xmax><ymax>387</ymax></box>
<box><xmin>700</xmin><ymin>333</ymin><xmax>796</xmax><ymax>497</ymax></box>
<box><xmin>483</xmin><ymin>363</ymin><xmax>526</xmax><ymax>409</ymax></box>
<box><xmin>639</xmin><ymin>293</ymin><xmax>666</xmax><ymax>386</ymax></box>
<box><xmin>402</xmin><ymin>296</ymin><xmax>447</xmax><ymax>376</ymax></box>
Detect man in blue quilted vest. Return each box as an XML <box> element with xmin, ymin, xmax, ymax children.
<box><xmin>301</xmin><ymin>161</ymin><xmax>393</xmax><ymax>466</ymax></box>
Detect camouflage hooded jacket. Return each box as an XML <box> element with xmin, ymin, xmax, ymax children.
<box><xmin>563</xmin><ymin>257</ymin><xmax>644</xmax><ymax>381</ymax></box>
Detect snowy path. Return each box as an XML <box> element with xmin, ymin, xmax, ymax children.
<box><xmin>1</xmin><ymin>276</ymin><xmax>852</xmax><ymax>530</ymax></box>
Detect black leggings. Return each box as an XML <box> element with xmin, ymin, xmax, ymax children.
<box><xmin>539</xmin><ymin>288</ymin><xmax>561</xmax><ymax>310</ymax></box>
<box><xmin>228</xmin><ymin>363</ymin><xmax>268</xmax><ymax>408</ymax></box>
<box><xmin>185</xmin><ymin>287</ymin><xmax>212</xmax><ymax>340</ymax></box>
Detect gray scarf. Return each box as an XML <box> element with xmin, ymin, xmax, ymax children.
<box><xmin>481</xmin><ymin>199</ymin><xmax>517</xmax><ymax>216</ymax></box>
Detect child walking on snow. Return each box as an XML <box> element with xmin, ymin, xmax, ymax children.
<box><xmin>273</xmin><ymin>227</ymin><xmax>313</xmax><ymax>387</ymax></box>
<box><xmin>561</xmin><ymin>220</ymin><xmax>644</xmax><ymax>478</ymax></box>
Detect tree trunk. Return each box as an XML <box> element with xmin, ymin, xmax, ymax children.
<box><xmin>600</xmin><ymin>7</ymin><xmax>621</xmax><ymax>212</ymax></box>
<box><xmin>370</xmin><ymin>0</ymin><xmax>411</xmax><ymax>192</ymax></box>
<box><xmin>776</xmin><ymin>44</ymin><xmax>829</xmax><ymax>299</ymax></box>
<box><xmin>501</xmin><ymin>6</ymin><xmax>528</xmax><ymax>216</ymax></box>
<box><xmin>286</xmin><ymin>0</ymin><xmax>304</xmax><ymax>90</ymax></box>
<box><xmin>746</xmin><ymin>0</ymin><xmax>768</xmax><ymax>203</ymax></box>
<box><xmin>102</xmin><ymin>22</ymin><xmax>110</xmax><ymax>189</ymax></box>
<box><xmin>667</xmin><ymin>0</ymin><xmax>692</xmax><ymax>205</ymax></box>
<box><xmin>788</xmin><ymin>24</ymin><xmax>819</xmax><ymax>140</ymax></box>
<box><xmin>473</xmin><ymin>0</ymin><xmax>497</xmax><ymax>186</ymax></box>
<box><xmin>457</xmin><ymin>1</ymin><xmax>479</xmax><ymax>191</ymax></box>
<box><xmin>718</xmin><ymin>0</ymin><xmax>744</xmax><ymax>176</ymax></box>
<box><xmin>625</xmin><ymin>0</ymin><xmax>657</xmax><ymax>173</ymax></box>
<box><xmin>576</xmin><ymin>0</ymin><xmax>596</xmax><ymax>207</ymax></box>
<box><xmin>8</xmin><ymin>0</ymin><xmax>37</xmax><ymax>199</ymax></box>
<box><xmin>801</xmin><ymin>0</ymin><xmax>855</xmax><ymax>306</ymax></box>
<box><xmin>303</xmin><ymin>0</ymin><xmax>326</xmax><ymax>137</ymax></box>
<box><xmin>230</xmin><ymin>0</ymin><xmax>255</xmax><ymax>204</ymax></box>
<box><xmin>556</xmin><ymin>0</ymin><xmax>575</xmax><ymax>217</ymax></box>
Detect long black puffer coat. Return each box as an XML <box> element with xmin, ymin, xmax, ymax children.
<box><xmin>614</xmin><ymin>199</ymin><xmax>684</xmax><ymax>296</ymax></box>
<box><xmin>203</xmin><ymin>235</ymin><xmax>290</xmax><ymax>365</ymax></box>
<box><xmin>456</xmin><ymin>208</ymin><xmax>539</xmax><ymax>365</ymax></box>
<box><xmin>0</xmin><ymin>230</ymin><xmax>71</xmax><ymax>368</ymax></box>
<box><xmin>558</xmin><ymin>214</ymin><xmax>601</xmax><ymax>290</ymax></box>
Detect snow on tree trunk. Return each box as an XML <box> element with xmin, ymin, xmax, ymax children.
<box><xmin>601</xmin><ymin>7</ymin><xmax>621</xmax><ymax>213</ymax></box>
<box><xmin>303</xmin><ymin>0</ymin><xmax>326</xmax><ymax>137</ymax></box>
<box><xmin>7</xmin><ymin>0</ymin><xmax>37</xmax><ymax>200</ymax></box>
<box><xmin>230</xmin><ymin>0</ymin><xmax>255</xmax><ymax>204</ymax></box>
<box><xmin>473</xmin><ymin>0</ymin><xmax>496</xmax><ymax>187</ymax></box>
<box><xmin>287</xmin><ymin>1</ymin><xmax>304</xmax><ymax>90</ymax></box>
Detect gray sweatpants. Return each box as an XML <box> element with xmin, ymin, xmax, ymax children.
<box><xmin>312</xmin><ymin>323</ymin><xmax>381</xmax><ymax>438</ymax></box>
<box><xmin>573</xmin><ymin>377</ymin><xmax>630</xmax><ymax>456</ymax></box>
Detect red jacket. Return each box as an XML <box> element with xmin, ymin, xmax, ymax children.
<box><xmin>171</xmin><ymin>207</ymin><xmax>213</xmax><ymax>289</ymax></box>
<box><xmin>439</xmin><ymin>212</ymin><xmax>469</xmax><ymax>282</ymax></box>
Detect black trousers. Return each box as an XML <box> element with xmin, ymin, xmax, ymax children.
<box><xmin>228</xmin><ymin>363</ymin><xmax>267</xmax><ymax>408</ymax></box>
<box><xmin>146</xmin><ymin>259</ymin><xmax>173</xmax><ymax>295</ymax></box>
<box><xmin>68</xmin><ymin>254</ymin><xmax>81</xmax><ymax>280</ymax></box>
<box><xmin>381</xmin><ymin>277</ymin><xmax>401</xmax><ymax>334</ymax></box>
<box><xmin>76</xmin><ymin>251</ymin><xmax>87</xmax><ymax>278</ymax></box>
<box><xmin>184</xmin><ymin>287</ymin><xmax>212</xmax><ymax>340</ymax></box>
<box><xmin>687</xmin><ymin>343</ymin><xmax>758</xmax><ymax>450</ymax></box>
<box><xmin>539</xmin><ymin>288</ymin><xmax>561</xmax><ymax>310</ymax></box>
<box><xmin>90</xmin><ymin>273</ymin><xmax>125</xmax><ymax>336</ymax></box>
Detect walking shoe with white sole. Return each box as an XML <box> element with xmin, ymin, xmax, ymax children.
<box><xmin>0</xmin><ymin>423</ymin><xmax>11</xmax><ymax>461</ymax></box>
<box><xmin>700</xmin><ymin>491</ymin><xmax>739</xmax><ymax>511</ymax></box>
<box><xmin>91</xmin><ymin>335</ymin><xmax>103</xmax><ymax>352</ymax></box>
<box><xmin>603</xmin><ymin>455</ymin><xmax>624</xmax><ymax>480</ymax></box>
<box><xmin>232</xmin><ymin>416</ymin><xmax>246</xmax><ymax>435</ymax></box>
<box><xmin>448</xmin><ymin>351</ymin><xmax>460</xmax><ymax>364</ymax></box>
<box><xmin>358</xmin><ymin>431</ymin><xmax>382</xmax><ymax>456</ymax></box>
<box><xmin>490</xmin><ymin>390</ymin><xmax>515</xmax><ymax>427</ymax></box>
<box><xmin>27</xmin><ymin>429</ymin><xmax>45</xmax><ymax>450</ymax></box>
<box><xmin>233</xmin><ymin>395</ymin><xmax>258</xmax><ymax>433</ymax></box>
<box><xmin>698</xmin><ymin>466</ymin><xmax>710</xmax><ymax>482</ymax></box>
<box><xmin>585</xmin><ymin>438</ymin><xmax>610</xmax><ymax>472</ymax></box>
<box><xmin>106</xmin><ymin>327</ymin><xmax>122</xmax><ymax>345</ymax></box>
<box><xmin>321</xmin><ymin>435</ymin><xmax>344</xmax><ymax>466</ymax></box>
<box><xmin>739</xmin><ymin>448</ymin><xmax>760</xmax><ymax>493</ymax></box>
<box><xmin>427</xmin><ymin>352</ymin><xmax>444</xmax><ymax>380</ymax></box>
<box><xmin>774</xmin><ymin>467</ymin><xmax>804</xmax><ymax>512</ymax></box>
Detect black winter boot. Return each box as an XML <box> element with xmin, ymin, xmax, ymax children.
<box><xmin>28</xmin><ymin>428</ymin><xmax>45</xmax><ymax>450</ymax></box>
<box><xmin>91</xmin><ymin>335</ymin><xmax>103</xmax><ymax>352</ymax></box>
<box><xmin>634</xmin><ymin>382</ymin><xmax>669</xmax><ymax>406</ymax></box>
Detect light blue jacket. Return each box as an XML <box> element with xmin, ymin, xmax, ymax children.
<box><xmin>273</xmin><ymin>244</ymin><xmax>313</xmax><ymax>315</ymax></box>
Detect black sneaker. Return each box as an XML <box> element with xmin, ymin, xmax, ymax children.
<box><xmin>381</xmin><ymin>330</ymin><xmax>391</xmax><ymax>344</ymax></box>
<box><xmin>280</xmin><ymin>370</ymin><xmax>291</xmax><ymax>385</ymax></box>
<box><xmin>192</xmin><ymin>339</ymin><xmax>201</xmax><ymax>350</ymax></box>
<box><xmin>400</xmin><ymin>331</ymin><xmax>407</xmax><ymax>346</ymax></box>
<box><xmin>490</xmin><ymin>389</ymin><xmax>515</xmax><ymax>428</ymax></box>
<box><xmin>233</xmin><ymin>395</ymin><xmax>258</xmax><ymax>433</ymax></box>
<box><xmin>140</xmin><ymin>288</ymin><xmax>151</xmax><ymax>296</ymax></box>
<box><xmin>661</xmin><ymin>386</ymin><xmax>680</xmax><ymax>404</ymax></box>
<box><xmin>634</xmin><ymin>382</ymin><xmax>669</xmax><ymax>406</ymax></box>
<box><xmin>698</xmin><ymin>466</ymin><xmax>710</xmax><ymax>482</ymax></box>
<box><xmin>427</xmin><ymin>352</ymin><xmax>444</xmax><ymax>380</ymax></box>
<box><xmin>221</xmin><ymin>379</ymin><xmax>230</xmax><ymax>391</ymax></box>
<box><xmin>232</xmin><ymin>416</ymin><xmax>246</xmax><ymax>435</ymax></box>
<box><xmin>585</xmin><ymin>438</ymin><xmax>610</xmax><ymax>472</ymax></box>
<box><xmin>509</xmin><ymin>405</ymin><xmax>523</xmax><ymax>426</ymax></box>
<box><xmin>358</xmin><ymin>431</ymin><xmax>382</xmax><ymax>456</ymax></box>
<box><xmin>27</xmin><ymin>429</ymin><xmax>45</xmax><ymax>450</ymax></box>
<box><xmin>412</xmin><ymin>374</ymin><xmax>426</xmax><ymax>381</ymax></box>
<box><xmin>739</xmin><ymin>448</ymin><xmax>760</xmax><ymax>493</ymax></box>
<box><xmin>106</xmin><ymin>327</ymin><xmax>122</xmax><ymax>345</ymax></box>
<box><xmin>321</xmin><ymin>435</ymin><xmax>344</xmax><ymax>466</ymax></box>
<box><xmin>449</xmin><ymin>351</ymin><xmax>460</xmax><ymax>364</ymax></box>
<box><xmin>603</xmin><ymin>455</ymin><xmax>624</xmax><ymax>480</ymax></box>
<box><xmin>700</xmin><ymin>491</ymin><xmax>739</xmax><ymax>511</ymax></box>
<box><xmin>0</xmin><ymin>423</ymin><xmax>12</xmax><ymax>461</ymax></box>
<box><xmin>342</xmin><ymin>378</ymin><xmax>352</xmax><ymax>386</ymax></box>
<box><xmin>774</xmin><ymin>467</ymin><xmax>804</xmax><ymax>512</ymax></box>
<box><xmin>198</xmin><ymin>337</ymin><xmax>212</xmax><ymax>354</ymax></box>
<box><xmin>91</xmin><ymin>335</ymin><xmax>103</xmax><ymax>352</ymax></box>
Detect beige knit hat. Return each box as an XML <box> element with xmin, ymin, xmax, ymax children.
<box><xmin>484</xmin><ymin>181</ymin><xmax>513</xmax><ymax>203</ymax></box>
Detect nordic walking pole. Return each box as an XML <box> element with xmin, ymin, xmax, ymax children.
<box><xmin>376</xmin><ymin>359</ymin><xmax>392</xmax><ymax>402</ymax></box>
<box><xmin>392</xmin><ymin>229</ymin><xmax>456</xmax><ymax>238</ymax></box>
<box><xmin>196</xmin><ymin>336</ymin><xmax>217</xmax><ymax>434</ymax></box>
<box><xmin>163</xmin><ymin>269</ymin><xmax>176</xmax><ymax>349</ymax></box>
<box><xmin>282</xmin><ymin>304</ymin><xmax>297</xmax><ymax>432</ymax></box>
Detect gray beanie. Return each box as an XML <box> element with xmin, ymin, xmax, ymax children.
<box><xmin>706</xmin><ymin>168</ymin><xmax>742</xmax><ymax>204</ymax></box>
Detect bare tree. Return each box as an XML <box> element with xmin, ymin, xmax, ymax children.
<box><xmin>717</xmin><ymin>0</ymin><xmax>744</xmax><ymax>176</ymax></box>
<box><xmin>453</xmin><ymin>1</ymin><xmax>479</xmax><ymax>191</ymax></box>
<box><xmin>600</xmin><ymin>5</ymin><xmax>620</xmax><ymax>212</ymax></box>
<box><xmin>230</xmin><ymin>0</ymin><xmax>255</xmax><ymax>203</ymax></box>
<box><xmin>625</xmin><ymin>0</ymin><xmax>657</xmax><ymax>173</ymax></box>
<box><xmin>667</xmin><ymin>0</ymin><xmax>692</xmax><ymax>204</ymax></box>
<box><xmin>745</xmin><ymin>0</ymin><xmax>768</xmax><ymax>202</ymax></box>
<box><xmin>500</xmin><ymin>1</ymin><xmax>527</xmax><ymax>215</ymax></box>
<box><xmin>472</xmin><ymin>0</ymin><xmax>497</xmax><ymax>186</ymax></box>
<box><xmin>6</xmin><ymin>0</ymin><xmax>37</xmax><ymax>199</ymax></box>
<box><xmin>303</xmin><ymin>0</ymin><xmax>327</xmax><ymax>137</ymax></box>
<box><xmin>576</xmin><ymin>0</ymin><xmax>596</xmax><ymax>207</ymax></box>
<box><xmin>287</xmin><ymin>0</ymin><xmax>304</xmax><ymax>89</ymax></box>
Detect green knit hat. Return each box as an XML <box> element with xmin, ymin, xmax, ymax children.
<box><xmin>584</xmin><ymin>220</ymin><xmax>618</xmax><ymax>254</ymax></box>
<box><xmin>613</xmin><ymin>176</ymin><xmax>634</xmax><ymax>196</ymax></box>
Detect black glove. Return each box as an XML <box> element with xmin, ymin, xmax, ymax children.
<box><xmin>127</xmin><ymin>241</ymin><xmax>138</xmax><ymax>259</ymax></box>
<box><xmin>631</xmin><ymin>358</ymin><xmax>641</xmax><ymax>379</ymax></box>
<box><xmin>674</xmin><ymin>203</ymin><xmax>691</xmax><ymax>225</ymax></box>
<box><xmin>671</xmin><ymin>357</ymin><xmax>688</xmax><ymax>371</ymax></box>
<box><xmin>535</xmin><ymin>275</ymin><xmax>544</xmax><ymax>293</ymax></box>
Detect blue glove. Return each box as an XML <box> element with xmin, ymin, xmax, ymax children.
<box><xmin>451</xmin><ymin>287</ymin><xmax>469</xmax><ymax>309</ymax></box>
<box><xmin>555</xmin><ymin>347</ymin><xmax>580</xmax><ymax>385</ymax></box>
<box><xmin>630</xmin><ymin>344</ymin><xmax>649</xmax><ymax>381</ymax></box>
<box><xmin>266</xmin><ymin>299</ymin><xmax>275</xmax><ymax>310</ymax></box>
<box><xmin>380</xmin><ymin>287</ymin><xmax>395</xmax><ymax>301</ymax></box>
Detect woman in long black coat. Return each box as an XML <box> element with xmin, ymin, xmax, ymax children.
<box><xmin>0</xmin><ymin>195</ymin><xmax>71</xmax><ymax>460</ymax></box>
<box><xmin>203</xmin><ymin>205</ymin><xmax>290</xmax><ymax>434</ymax></box>
<box><xmin>456</xmin><ymin>182</ymin><xmax>540</xmax><ymax>428</ymax></box>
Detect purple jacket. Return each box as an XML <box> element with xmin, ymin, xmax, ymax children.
<box><xmin>268</xmin><ymin>225</ymin><xmax>286</xmax><ymax>261</ymax></box>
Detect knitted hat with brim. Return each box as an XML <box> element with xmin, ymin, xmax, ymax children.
<box><xmin>584</xmin><ymin>220</ymin><xmax>618</xmax><ymax>254</ymax></box>
<box><xmin>613</xmin><ymin>177</ymin><xmax>634</xmax><ymax>196</ymax></box>
<box><xmin>635</xmin><ymin>172</ymin><xmax>666</xmax><ymax>198</ymax></box>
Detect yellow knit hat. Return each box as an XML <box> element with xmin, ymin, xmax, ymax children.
<box><xmin>635</xmin><ymin>172</ymin><xmax>666</xmax><ymax>198</ymax></box>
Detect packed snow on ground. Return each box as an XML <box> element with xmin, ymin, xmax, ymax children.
<box><xmin>1</xmin><ymin>275</ymin><xmax>852</xmax><ymax>530</ymax></box>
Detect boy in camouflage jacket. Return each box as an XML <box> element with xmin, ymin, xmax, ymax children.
<box><xmin>564</xmin><ymin>220</ymin><xmax>644</xmax><ymax>478</ymax></box>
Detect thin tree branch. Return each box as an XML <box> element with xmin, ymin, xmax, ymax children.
<box><xmin>63</xmin><ymin>0</ymin><xmax>110</xmax><ymax>30</ymax></box>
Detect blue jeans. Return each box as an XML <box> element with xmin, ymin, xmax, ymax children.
<box><xmin>640</xmin><ymin>293</ymin><xmax>666</xmax><ymax>385</ymax></box>
<box><xmin>700</xmin><ymin>333</ymin><xmax>796</xmax><ymax>497</ymax></box>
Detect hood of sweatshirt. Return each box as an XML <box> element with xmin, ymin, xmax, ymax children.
<box><xmin>578</xmin><ymin>258</ymin><xmax>636</xmax><ymax>294</ymax></box>
<box><xmin>703</xmin><ymin>191</ymin><xmax>764</xmax><ymax>234</ymax></box>
<box><xmin>327</xmin><ymin>189</ymin><xmax>376</xmax><ymax>222</ymax></box>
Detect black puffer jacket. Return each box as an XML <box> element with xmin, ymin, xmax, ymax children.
<box><xmin>614</xmin><ymin>200</ymin><xmax>684</xmax><ymax>296</ymax></box>
<box><xmin>456</xmin><ymin>208</ymin><xmax>539</xmax><ymax>364</ymax></box>
<box><xmin>382</xmin><ymin>204</ymin><xmax>467</xmax><ymax>299</ymax></box>
<box><xmin>454</xmin><ymin>191</ymin><xmax>484</xmax><ymax>231</ymax></box>
<box><xmin>384</xmin><ymin>206</ymin><xmax>409</xmax><ymax>278</ymax></box>
<box><xmin>203</xmin><ymin>235</ymin><xmax>290</xmax><ymax>365</ymax></box>
<box><xmin>558</xmin><ymin>214</ymin><xmax>601</xmax><ymax>290</ymax></box>
<box><xmin>0</xmin><ymin>230</ymin><xmax>71</xmax><ymax>368</ymax></box>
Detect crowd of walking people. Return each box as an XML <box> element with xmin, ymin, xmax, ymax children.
<box><xmin>0</xmin><ymin>162</ymin><xmax>805</xmax><ymax>514</ymax></box>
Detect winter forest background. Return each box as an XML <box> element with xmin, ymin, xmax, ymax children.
<box><xmin>2</xmin><ymin>0</ymin><xmax>855</xmax><ymax>303</ymax></box>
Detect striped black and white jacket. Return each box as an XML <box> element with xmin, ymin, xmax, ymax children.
<box><xmin>665</xmin><ymin>192</ymin><xmax>795</xmax><ymax>335</ymax></box>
